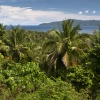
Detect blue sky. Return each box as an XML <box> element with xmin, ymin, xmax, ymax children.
<box><xmin>0</xmin><ymin>0</ymin><xmax>100</xmax><ymax>25</ymax></box>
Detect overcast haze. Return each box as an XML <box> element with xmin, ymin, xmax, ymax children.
<box><xmin>0</xmin><ymin>0</ymin><xmax>100</xmax><ymax>25</ymax></box>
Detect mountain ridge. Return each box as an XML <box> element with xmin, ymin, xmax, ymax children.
<box><xmin>39</xmin><ymin>20</ymin><xmax>100</xmax><ymax>26</ymax></box>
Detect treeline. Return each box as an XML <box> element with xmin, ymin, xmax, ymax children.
<box><xmin>0</xmin><ymin>19</ymin><xmax>100</xmax><ymax>100</ymax></box>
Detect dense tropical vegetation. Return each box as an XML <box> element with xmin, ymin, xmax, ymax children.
<box><xmin>0</xmin><ymin>20</ymin><xmax>100</xmax><ymax>100</ymax></box>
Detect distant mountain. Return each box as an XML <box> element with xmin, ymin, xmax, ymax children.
<box><xmin>39</xmin><ymin>20</ymin><xmax>100</xmax><ymax>26</ymax></box>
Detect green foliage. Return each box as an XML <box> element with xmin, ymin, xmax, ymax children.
<box><xmin>0</xmin><ymin>22</ymin><xmax>100</xmax><ymax>99</ymax></box>
<box><xmin>32</xmin><ymin>78</ymin><xmax>80</xmax><ymax>100</ymax></box>
<box><xmin>88</xmin><ymin>44</ymin><xmax>100</xmax><ymax>73</ymax></box>
<box><xmin>96</xmin><ymin>92</ymin><xmax>100</xmax><ymax>100</ymax></box>
<box><xmin>85</xmin><ymin>44</ymin><xmax>100</xmax><ymax>99</ymax></box>
<box><xmin>93</xmin><ymin>25</ymin><xmax>100</xmax><ymax>45</ymax></box>
<box><xmin>0</xmin><ymin>62</ymin><xmax>46</xmax><ymax>98</ymax></box>
<box><xmin>1</xmin><ymin>62</ymin><xmax>44</xmax><ymax>91</ymax></box>
<box><xmin>0</xmin><ymin>53</ymin><xmax>4</xmax><ymax>59</ymax></box>
<box><xmin>0</xmin><ymin>62</ymin><xmax>84</xmax><ymax>100</ymax></box>
<box><xmin>66</xmin><ymin>65</ymin><xmax>94</xmax><ymax>90</ymax></box>
<box><xmin>0</xmin><ymin>23</ymin><xmax>6</xmax><ymax>38</ymax></box>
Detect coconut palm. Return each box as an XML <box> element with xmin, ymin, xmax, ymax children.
<box><xmin>0</xmin><ymin>23</ymin><xmax>6</xmax><ymax>39</ymax></box>
<box><xmin>43</xmin><ymin>19</ymin><xmax>85</xmax><ymax>77</ymax></box>
<box><xmin>4</xmin><ymin>25</ymin><xmax>29</xmax><ymax>62</ymax></box>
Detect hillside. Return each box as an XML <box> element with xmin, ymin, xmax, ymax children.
<box><xmin>39</xmin><ymin>20</ymin><xmax>100</xmax><ymax>26</ymax></box>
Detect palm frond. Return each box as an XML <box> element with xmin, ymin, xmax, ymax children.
<box><xmin>62</xmin><ymin>52</ymin><xmax>69</xmax><ymax>68</ymax></box>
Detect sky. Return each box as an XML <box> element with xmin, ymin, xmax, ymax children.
<box><xmin>0</xmin><ymin>0</ymin><xmax>100</xmax><ymax>25</ymax></box>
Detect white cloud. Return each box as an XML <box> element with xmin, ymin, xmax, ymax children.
<box><xmin>92</xmin><ymin>10</ymin><xmax>96</xmax><ymax>14</ymax></box>
<box><xmin>85</xmin><ymin>10</ymin><xmax>89</xmax><ymax>13</ymax></box>
<box><xmin>78</xmin><ymin>11</ymin><xmax>82</xmax><ymax>14</ymax></box>
<box><xmin>0</xmin><ymin>6</ymin><xmax>100</xmax><ymax>25</ymax></box>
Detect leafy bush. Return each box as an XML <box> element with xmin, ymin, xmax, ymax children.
<box><xmin>32</xmin><ymin>78</ymin><xmax>80</xmax><ymax>100</ymax></box>
<box><xmin>0</xmin><ymin>62</ymin><xmax>86</xmax><ymax>100</ymax></box>
<box><xmin>66</xmin><ymin>65</ymin><xmax>94</xmax><ymax>90</ymax></box>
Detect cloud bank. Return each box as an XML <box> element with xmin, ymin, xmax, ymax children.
<box><xmin>0</xmin><ymin>6</ymin><xmax>100</xmax><ymax>25</ymax></box>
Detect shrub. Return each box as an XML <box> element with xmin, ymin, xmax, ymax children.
<box><xmin>0</xmin><ymin>62</ymin><xmax>85</xmax><ymax>100</ymax></box>
<box><xmin>66</xmin><ymin>65</ymin><xmax>94</xmax><ymax>90</ymax></box>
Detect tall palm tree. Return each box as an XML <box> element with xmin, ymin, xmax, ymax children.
<box><xmin>43</xmin><ymin>19</ymin><xmax>84</xmax><ymax>77</ymax></box>
<box><xmin>4</xmin><ymin>25</ymin><xmax>29</xmax><ymax>62</ymax></box>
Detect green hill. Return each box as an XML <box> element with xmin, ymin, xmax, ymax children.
<box><xmin>39</xmin><ymin>20</ymin><xmax>100</xmax><ymax>26</ymax></box>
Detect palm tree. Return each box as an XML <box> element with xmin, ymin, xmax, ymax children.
<box><xmin>0</xmin><ymin>23</ymin><xmax>10</xmax><ymax>57</ymax></box>
<box><xmin>43</xmin><ymin>19</ymin><xmax>84</xmax><ymax>77</ymax></box>
<box><xmin>0</xmin><ymin>40</ymin><xmax>9</xmax><ymax>57</ymax></box>
<box><xmin>0</xmin><ymin>23</ymin><xmax>6</xmax><ymax>39</ymax></box>
<box><xmin>4</xmin><ymin>25</ymin><xmax>29</xmax><ymax>62</ymax></box>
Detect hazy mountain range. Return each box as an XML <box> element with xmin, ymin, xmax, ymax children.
<box><xmin>39</xmin><ymin>20</ymin><xmax>100</xmax><ymax>26</ymax></box>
